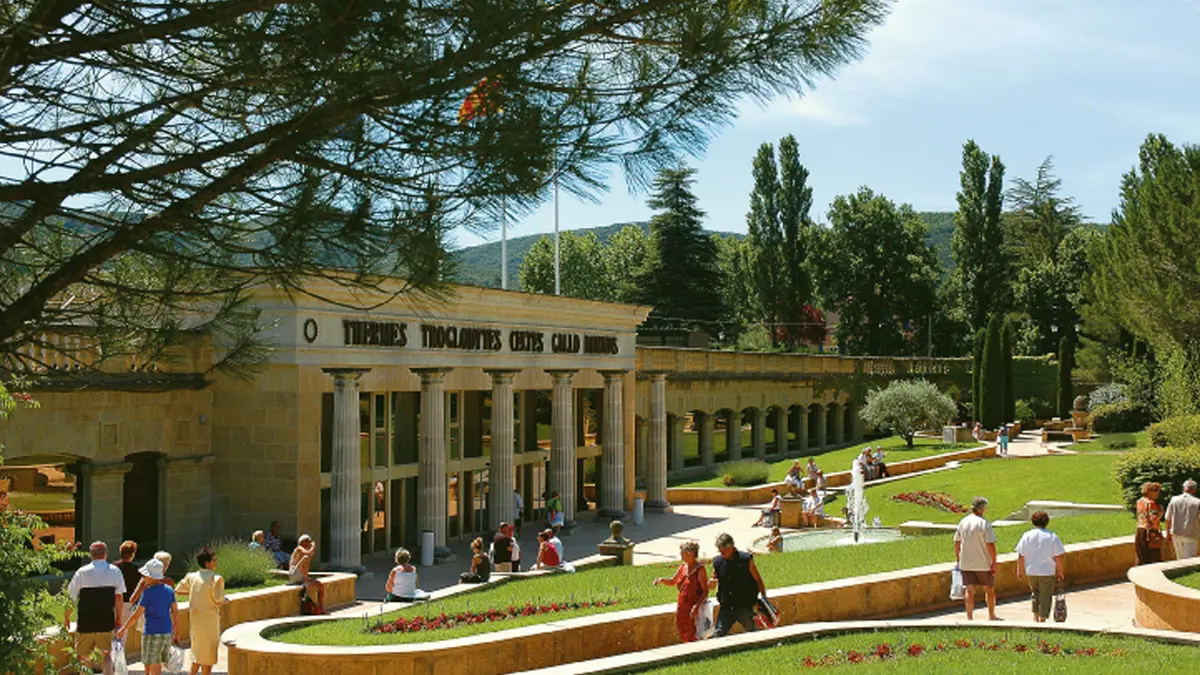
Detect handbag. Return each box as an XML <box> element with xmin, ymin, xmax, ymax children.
<box><xmin>694</xmin><ymin>598</ymin><xmax>716</xmax><ymax>640</ymax></box>
<box><xmin>949</xmin><ymin>566</ymin><xmax>964</xmax><ymax>600</ymax></box>
<box><xmin>1053</xmin><ymin>583</ymin><xmax>1068</xmax><ymax>623</ymax></box>
<box><xmin>1147</xmin><ymin>529</ymin><xmax>1164</xmax><ymax>549</ymax></box>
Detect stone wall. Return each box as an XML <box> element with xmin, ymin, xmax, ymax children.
<box><xmin>1130</xmin><ymin>557</ymin><xmax>1199</xmax><ymax>632</ymax></box>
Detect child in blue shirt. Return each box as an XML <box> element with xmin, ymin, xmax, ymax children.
<box><xmin>117</xmin><ymin>559</ymin><xmax>179</xmax><ymax>674</ymax></box>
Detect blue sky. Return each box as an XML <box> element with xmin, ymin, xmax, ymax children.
<box><xmin>455</xmin><ymin>0</ymin><xmax>1200</xmax><ymax>249</ymax></box>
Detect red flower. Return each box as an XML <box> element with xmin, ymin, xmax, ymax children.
<box><xmin>907</xmin><ymin>644</ymin><xmax>924</xmax><ymax>657</ymax></box>
<box><xmin>803</xmin><ymin>656</ymin><xmax>818</xmax><ymax>668</ymax></box>
<box><xmin>1014</xmin><ymin>644</ymin><xmax>1029</xmax><ymax>653</ymax></box>
<box><xmin>846</xmin><ymin>651</ymin><xmax>864</xmax><ymax>663</ymax></box>
<box><xmin>874</xmin><ymin>643</ymin><xmax>892</xmax><ymax>658</ymax></box>
<box><xmin>954</xmin><ymin>639</ymin><xmax>971</xmax><ymax>649</ymax></box>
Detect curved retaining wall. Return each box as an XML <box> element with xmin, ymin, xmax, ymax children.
<box><xmin>223</xmin><ymin>535</ymin><xmax>1132</xmax><ymax>675</ymax></box>
<box><xmin>1130</xmin><ymin>557</ymin><xmax>1200</xmax><ymax>632</ymax></box>
<box><xmin>666</xmin><ymin>445</ymin><xmax>994</xmax><ymax>506</ymax></box>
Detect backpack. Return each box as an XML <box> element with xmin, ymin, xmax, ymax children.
<box><xmin>300</xmin><ymin>588</ymin><xmax>323</xmax><ymax>615</ymax></box>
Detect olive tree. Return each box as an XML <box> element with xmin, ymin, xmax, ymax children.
<box><xmin>861</xmin><ymin>379</ymin><xmax>957</xmax><ymax>448</ymax></box>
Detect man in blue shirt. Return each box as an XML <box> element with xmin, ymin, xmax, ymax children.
<box><xmin>117</xmin><ymin>558</ymin><xmax>179</xmax><ymax>674</ymax></box>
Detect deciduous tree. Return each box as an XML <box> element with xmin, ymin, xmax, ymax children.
<box><xmin>518</xmin><ymin>231</ymin><xmax>610</xmax><ymax>301</ymax></box>
<box><xmin>861</xmin><ymin>379</ymin><xmax>957</xmax><ymax>448</ymax></box>
<box><xmin>777</xmin><ymin>135</ymin><xmax>815</xmax><ymax>349</ymax></box>
<box><xmin>746</xmin><ymin>143</ymin><xmax>785</xmax><ymax>345</ymax></box>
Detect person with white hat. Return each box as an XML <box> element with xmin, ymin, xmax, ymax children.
<box><xmin>117</xmin><ymin>558</ymin><xmax>179</xmax><ymax>675</ymax></box>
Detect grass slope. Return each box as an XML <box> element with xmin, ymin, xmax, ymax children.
<box><xmin>272</xmin><ymin>512</ymin><xmax>1131</xmax><ymax>646</ymax></box>
<box><xmin>635</xmin><ymin>627</ymin><xmax>1189</xmax><ymax>674</ymax></box>
<box><xmin>674</xmin><ymin>436</ymin><xmax>975</xmax><ymax>488</ymax></box>
<box><xmin>1173</xmin><ymin>570</ymin><xmax>1200</xmax><ymax>591</ymax></box>
<box><xmin>824</xmin><ymin>454</ymin><xmax>1122</xmax><ymax>526</ymax></box>
<box><xmin>1063</xmin><ymin>432</ymin><xmax>1150</xmax><ymax>453</ymax></box>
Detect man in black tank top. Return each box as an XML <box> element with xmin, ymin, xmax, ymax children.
<box><xmin>709</xmin><ymin>532</ymin><xmax>766</xmax><ymax>637</ymax></box>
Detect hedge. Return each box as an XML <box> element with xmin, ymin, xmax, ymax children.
<box><xmin>1149</xmin><ymin>415</ymin><xmax>1200</xmax><ymax>448</ymax></box>
<box><xmin>1112</xmin><ymin>446</ymin><xmax>1200</xmax><ymax>512</ymax></box>
<box><xmin>1090</xmin><ymin>401</ymin><xmax>1151</xmax><ymax>434</ymax></box>
<box><xmin>718</xmin><ymin>459</ymin><xmax>770</xmax><ymax>487</ymax></box>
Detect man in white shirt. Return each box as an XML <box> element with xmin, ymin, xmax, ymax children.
<box><xmin>1015</xmin><ymin>511</ymin><xmax>1066</xmax><ymax>622</ymax></box>
<box><xmin>954</xmin><ymin>496</ymin><xmax>998</xmax><ymax>621</ymax></box>
<box><xmin>513</xmin><ymin>489</ymin><xmax>525</xmax><ymax>535</ymax></box>
<box><xmin>1165</xmin><ymin>479</ymin><xmax>1200</xmax><ymax>559</ymax></box>
<box><xmin>65</xmin><ymin>541</ymin><xmax>126</xmax><ymax>674</ymax></box>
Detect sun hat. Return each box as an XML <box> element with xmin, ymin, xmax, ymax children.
<box><xmin>139</xmin><ymin>558</ymin><xmax>165</xmax><ymax>579</ymax></box>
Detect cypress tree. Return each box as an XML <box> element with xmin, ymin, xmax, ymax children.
<box><xmin>1002</xmin><ymin>320</ymin><xmax>1015</xmax><ymax>422</ymax></box>
<box><xmin>971</xmin><ymin>328</ymin><xmax>986</xmax><ymax>421</ymax></box>
<box><xmin>980</xmin><ymin>315</ymin><xmax>1004</xmax><ymax>428</ymax></box>
<box><xmin>1057</xmin><ymin>336</ymin><xmax>1075</xmax><ymax>418</ymax></box>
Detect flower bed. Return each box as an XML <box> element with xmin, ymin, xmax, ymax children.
<box><xmin>798</xmin><ymin>636</ymin><xmax>1116</xmax><ymax>668</ymax></box>
<box><xmin>370</xmin><ymin>599</ymin><xmax>619</xmax><ymax>635</ymax></box>
<box><xmin>890</xmin><ymin>490</ymin><xmax>966</xmax><ymax>513</ymax></box>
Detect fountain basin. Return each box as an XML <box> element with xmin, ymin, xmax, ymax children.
<box><xmin>754</xmin><ymin>528</ymin><xmax>907</xmax><ymax>553</ymax></box>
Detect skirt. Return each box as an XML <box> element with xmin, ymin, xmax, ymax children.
<box><xmin>1134</xmin><ymin>528</ymin><xmax>1163</xmax><ymax>566</ymax></box>
<box><xmin>189</xmin><ymin>609</ymin><xmax>220</xmax><ymax>666</ymax></box>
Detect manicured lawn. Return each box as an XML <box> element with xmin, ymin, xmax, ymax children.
<box><xmin>270</xmin><ymin>512</ymin><xmax>1132</xmax><ymax>646</ymax></box>
<box><xmin>675</xmin><ymin>436</ymin><xmax>976</xmax><ymax>488</ymax></box>
<box><xmin>1063</xmin><ymin>432</ymin><xmax>1150</xmax><ymax>453</ymax></box>
<box><xmin>1172</xmin><ymin>570</ymin><xmax>1200</xmax><ymax>591</ymax></box>
<box><xmin>635</xmin><ymin>628</ymin><xmax>1190</xmax><ymax>673</ymax></box>
<box><xmin>8</xmin><ymin>490</ymin><xmax>75</xmax><ymax>511</ymax></box>
<box><xmin>824</xmin><ymin>454</ymin><xmax>1123</xmax><ymax>526</ymax></box>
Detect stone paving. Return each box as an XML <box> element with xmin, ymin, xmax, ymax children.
<box><xmin>915</xmin><ymin>580</ymin><xmax>1136</xmax><ymax>630</ymax></box>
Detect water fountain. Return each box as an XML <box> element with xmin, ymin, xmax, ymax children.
<box><xmin>850</xmin><ymin>457</ymin><xmax>870</xmax><ymax>543</ymax></box>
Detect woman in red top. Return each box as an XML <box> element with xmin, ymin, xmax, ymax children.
<box><xmin>536</xmin><ymin>531</ymin><xmax>561</xmax><ymax>568</ymax></box>
<box><xmin>653</xmin><ymin>540</ymin><xmax>708</xmax><ymax>642</ymax></box>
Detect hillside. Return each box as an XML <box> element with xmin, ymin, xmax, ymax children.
<box><xmin>450</xmin><ymin>213</ymin><xmax>958</xmax><ymax>288</ymax></box>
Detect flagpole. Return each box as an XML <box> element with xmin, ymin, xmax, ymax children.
<box><xmin>554</xmin><ymin>173</ymin><xmax>561</xmax><ymax>296</ymax></box>
<box><xmin>501</xmin><ymin>196</ymin><xmax>508</xmax><ymax>290</ymax></box>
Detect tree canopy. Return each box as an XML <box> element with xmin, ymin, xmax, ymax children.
<box><xmin>0</xmin><ymin>0</ymin><xmax>889</xmax><ymax>375</ymax></box>
<box><xmin>948</xmin><ymin>140</ymin><xmax>1007</xmax><ymax>338</ymax></box>
<box><xmin>860</xmin><ymin>379</ymin><xmax>957</xmax><ymax>448</ymax></box>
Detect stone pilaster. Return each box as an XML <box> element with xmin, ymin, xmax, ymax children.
<box><xmin>851</xmin><ymin>404</ymin><xmax>865</xmax><ymax>442</ymax></box>
<box><xmin>833</xmin><ymin>404</ymin><xmax>846</xmax><ymax>445</ymax></box>
<box><xmin>796</xmin><ymin>406</ymin><xmax>809</xmax><ymax>454</ymax></box>
<box><xmin>413</xmin><ymin>367</ymin><xmax>451</xmax><ymax>556</ymax></box>
<box><xmin>646</xmin><ymin>373</ymin><xmax>669</xmax><ymax>509</ymax></box>
<box><xmin>669</xmin><ymin>415</ymin><xmax>685</xmax><ymax>474</ymax></box>
<box><xmin>598</xmin><ymin>370</ymin><xmax>626</xmax><ymax>519</ymax></box>
<box><xmin>772</xmin><ymin>407</ymin><xmax>787</xmax><ymax>455</ymax></box>
<box><xmin>698</xmin><ymin>411</ymin><xmax>715</xmax><ymax>469</ymax></box>
<box><xmin>752</xmin><ymin>409</ymin><xmax>766</xmax><ymax>460</ymax></box>
<box><xmin>547</xmin><ymin>370</ymin><xmax>578</xmax><ymax>529</ymax></box>
<box><xmin>486</xmin><ymin>370</ymin><xmax>518</xmax><ymax>529</ymax></box>
<box><xmin>80</xmin><ymin>462</ymin><xmax>130</xmax><ymax>548</ymax></box>
<box><xmin>814</xmin><ymin>404</ymin><xmax>828</xmax><ymax>449</ymax></box>
<box><xmin>322</xmin><ymin>367</ymin><xmax>370</xmax><ymax>571</ymax></box>
<box><xmin>727</xmin><ymin>412</ymin><xmax>742</xmax><ymax>461</ymax></box>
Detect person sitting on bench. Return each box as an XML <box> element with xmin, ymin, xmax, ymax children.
<box><xmin>754</xmin><ymin>489</ymin><xmax>783</xmax><ymax>527</ymax></box>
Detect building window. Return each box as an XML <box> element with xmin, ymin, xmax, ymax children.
<box><xmin>374</xmin><ymin>393</ymin><xmax>388</xmax><ymax>467</ymax></box>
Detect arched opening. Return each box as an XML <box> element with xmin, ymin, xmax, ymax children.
<box><xmin>742</xmin><ymin>407</ymin><xmax>761</xmax><ymax>458</ymax></box>
<box><xmin>1</xmin><ymin>454</ymin><xmax>86</xmax><ymax>550</ymax></box>
<box><xmin>713</xmin><ymin>409</ymin><xmax>736</xmax><ymax>464</ymax></box>
<box><xmin>826</xmin><ymin>403</ymin><xmax>840</xmax><ymax>447</ymax></box>
<box><xmin>684</xmin><ymin>410</ymin><xmax>706</xmax><ymax>468</ymax></box>
<box><xmin>766</xmin><ymin>406</ymin><xmax>787</xmax><ymax>456</ymax></box>
<box><xmin>807</xmin><ymin>404</ymin><xmax>822</xmax><ymax>450</ymax></box>
<box><xmin>122</xmin><ymin>452</ymin><xmax>164</xmax><ymax>552</ymax></box>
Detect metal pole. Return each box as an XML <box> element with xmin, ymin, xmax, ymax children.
<box><xmin>501</xmin><ymin>196</ymin><xmax>508</xmax><ymax>290</ymax></box>
<box><xmin>554</xmin><ymin>175</ymin><xmax>561</xmax><ymax>296</ymax></box>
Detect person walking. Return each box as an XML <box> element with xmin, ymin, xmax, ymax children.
<box><xmin>1135</xmin><ymin>482</ymin><xmax>1165</xmax><ymax>565</ymax></box>
<box><xmin>707</xmin><ymin>533</ymin><xmax>766</xmax><ymax>637</ymax></box>
<box><xmin>64</xmin><ymin>541</ymin><xmax>126</xmax><ymax>675</ymax></box>
<box><xmin>546</xmin><ymin>490</ymin><xmax>564</xmax><ymax>529</ymax></box>
<box><xmin>1014</xmin><ymin>511</ymin><xmax>1066</xmax><ymax>623</ymax></box>
<box><xmin>115</xmin><ymin>540</ymin><xmax>141</xmax><ymax>621</ymax></box>
<box><xmin>998</xmin><ymin>424</ymin><xmax>1010</xmax><ymax>456</ymax></box>
<box><xmin>1165</xmin><ymin>479</ymin><xmax>1200</xmax><ymax>559</ymax></box>
<box><xmin>513</xmin><ymin>488</ymin><xmax>525</xmax><ymax>535</ymax></box>
<box><xmin>653</xmin><ymin>540</ymin><xmax>709</xmax><ymax>642</ymax></box>
<box><xmin>175</xmin><ymin>547</ymin><xmax>225</xmax><ymax>675</ymax></box>
<box><xmin>954</xmin><ymin>496</ymin><xmax>998</xmax><ymax>620</ymax></box>
<box><xmin>116</xmin><ymin>559</ymin><xmax>179</xmax><ymax>675</ymax></box>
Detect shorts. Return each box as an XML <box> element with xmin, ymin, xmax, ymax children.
<box><xmin>961</xmin><ymin>570</ymin><xmax>995</xmax><ymax>588</ymax></box>
<box><xmin>1028</xmin><ymin>575</ymin><xmax>1055</xmax><ymax>618</ymax></box>
<box><xmin>73</xmin><ymin>631</ymin><xmax>112</xmax><ymax>671</ymax></box>
<box><xmin>141</xmin><ymin>632</ymin><xmax>172</xmax><ymax>666</ymax></box>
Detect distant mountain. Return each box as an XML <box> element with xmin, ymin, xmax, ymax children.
<box><xmin>450</xmin><ymin>213</ymin><xmax>961</xmax><ymax>289</ymax></box>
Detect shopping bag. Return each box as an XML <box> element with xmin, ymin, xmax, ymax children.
<box><xmin>1053</xmin><ymin>587</ymin><xmax>1068</xmax><ymax>623</ymax></box>
<box><xmin>950</xmin><ymin>566</ymin><xmax>964</xmax><ymax>600</ymax></box>
<box><xmin>694</xmin><ymin>599</ymin><xmax>716</xmax><ymax>640</ymax></box>
<box><xmin>109</xmin><ymin>637</ymin><xmax>128</xmax><ymax>675</ymax></box>
<box><xmin>753</xmin><ymin>596</ymin><xmax>780</xmax><ymax>630</ymax></box>
<box><xmin>167</xmin><ymin>644</ymin><xmax>185</xmax><ymax>673</ymax></box>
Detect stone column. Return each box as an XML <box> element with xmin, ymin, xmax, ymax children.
<box><xmin>412</xmin><ymin>368</ymin><xmax>451</xmax><ymax>556</ymax></box>
<box><xmin>814</xmin><ymin>404</ymin><xmax>827</xmax><ymax>449</ymax></box>
<box><xmin>772</xmin><ymin>408</ymin><xmax>787</xmax><ymax>455</ymax></box>
<box><xmin>727</xmin><ymin>412</ymin><xmax>742</xmax><ymax>461</ymax></box>
<box><xmin>547</xmin><ymin>370</ymin><xmax>578</xmax><ymax>529</ymax></box>
<box><xmin>669</xmin><ymin>415</ymin><xmax>685</xmax><ymax>474</ymax></box>
<box><xmin>752</xmin><ymin>409</ymin><xmax>766</xmax><ymax>460</ymax></box>
<box><xmin>598</xmin><ymin>370</ymin><xmax>626</xmax><ymax>519</ymax></box>
<box><xmin>796</xmin><ymin>406</ymin><xmax>809</xmax><ymax>454</ymax></box>
<box><xmin>623</xmin><ymin>371</ymin><xmax>637</xmax><ymax>512</ymax></box>
<box><xmin>833</xmin><ymin>404</ymin><xmax>846</xmax><ymax>446</ymax></box>
<box><xmin>322</xmin><ymin>367</ymin><xmax>370</xmax><ymax>571</ymax></box>
<box><xmin>647</xmin><ymin>373</ymin><xmax>669</xmax><ymax>510</ymax></box>
<box><xmin>486</xmin><ymin>370</ymin><xmax>518</xmax><ymax>529</ymax></box>
<box><xmin>698</xmin><ymin>411</ymin><xmax>715</xmax><ymax>469</ymax></box>
<box><xmin>81</xmin><ymin>462</ymin><xmax>130</xmax><ymax>548</ymax></box>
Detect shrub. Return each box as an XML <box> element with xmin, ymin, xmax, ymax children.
<box><xmin>1023</xmin><ymin>397</ymin><xmax>1053</xmax><ymax>419</ymax></box>
<box><xmin>188</xmin><ymin>539</ymin><xmax>276</xmax><ymax>589</ymax></box>
<box><xmin>717</xmin><ymin>459</ymin><xmax>770</xmax><ymax>487</ymax></box>
<box><xmin>1107</xmin><ymin>439</ymin><xmax>1136</xmax><ymax>450</ymax></box>
<box><xmin>1014</xmin><ymin>399</ymin><xmax>1036</xmax><ymax>429</ymax></box>
<box><xmin>1148</xmin><ymin>414</ymin><xmax>1200</xmax><ymax>448</ymax></box>
<box><xmin>1090</xmin><ymin>401</ymin><xmax>1151</xmax><ymax>434</ymax></box>
<box><xmin>1057</xmin><ymin>337</ymin><xmax>1074</xmax><ymax>418</ymax></box>
<box><xmin>861</xmin><ymin>380</ymin><xmax>957</xmax><ymax>447</ymax></box>
<box><xmin>1112</xmin><ymin>446</ymin><xmax>1200</xmax><ymax>512</ymax></box>
<box><xmin>1088</xmin><ymin>383</ymin><xmax>1129</xmax><ymax>410</ymax></box>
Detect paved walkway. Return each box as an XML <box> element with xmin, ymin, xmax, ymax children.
<box><xmin>913</xmin><ymin>580</ymin><xmax>1136</xmax><ymax>629</ymax></box>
